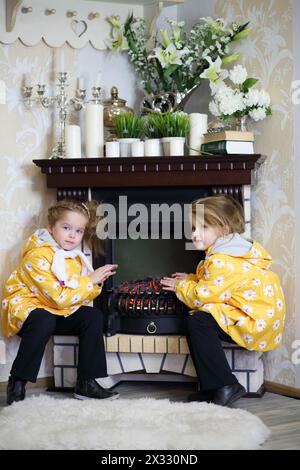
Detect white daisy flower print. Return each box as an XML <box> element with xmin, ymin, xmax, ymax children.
<box><xmin>24</xmin><ymin>262</ymin><xmax>33</xmax><ymax>272</ymax></box>
<box><xmin>227</xmin><ymin>262</ymin><xmax>235</xmax><ymax>271</ymax></box>
<box><xmin>236</xmin><ymin>316</ymin><xmax>245</xmax><ymax>326</ymax></box>
<box><xmin>214</xmin><ymin>276</ymin><xmax>224</xmax><ymax>286</ymax></box>
<box><xmin>18</xmin><ymin>283</ymin><xmax>25</xmax><ymax>289</ymax></box>
<box><xmin>11</xmin><ymin>295</ymin><xmax>21</xmax><ymax>304</ymax></box>
<box><xmin>212</xmin><ymin>258</ymin><xmax>225</xmax><ymax>268</ymax></box>
<box><xmin>177</xmin><ymin>280</ymin><xmax>186</xmax><ymax>289</ymax></box>
<box><xmin>8</xmin><ymin>271</ymin><xmax>17</xmax><ymax>280</ymax></box>
<box><xmin>219</xmin><ymin>290</ymin><xmax>231</xmax><ymax>301</ymax></box>
<box><xmin>274</xmin><ymin>333</ymin><xmax>282</xmax><ymax>344</ymax></box>
<box><xmin>30</xmin><ymin>286</ymin><xmax>39</xmax><ymax>296</ymax></box>
<box><xmin>37</xmin><ymin>259</ymin><xmax>50</xmax><ymax>271</ymax></box>
<box><xmin>242</xmin><ymin>304</ymin><xmax>253</xmax><ymax>315</ymax></box>
<box><xmin>86</xmin><ymin>282</ymin><xmax>94</xmax><ymax>291</ymax></box>
<box><xmin>250</xmin><ymin>247</ymin><xmax>262</xmax><ymax>258</ymax></box>
<box><xmin>33</xmin><ymin>275</ymin><xmax>46</xmax><ymax>283</ymax></box>
<box><xmin>244</xmin><ymin>290</ymin><xmax>256</xmax><ymax>301</ymax></box>
<box><xmin>273</xmin><ymin>319</ymin><xmax>281</xmax><ymax>331</ymax></box>
<box><xmin>57</xmin><ymin>292</ymin><xmax>67</xmax><ymax>304</ymax></box>
<box><xmin>264</xmin><ymin>285</ymin><xmax>274</xmax><ymax>297</ymax></box>
<box><xmin>71</xmin><ymin>294</ymin><xmax>81</xmax><ymax>304</ymax></box>
<box><xmin>243</xmin><ymin>334</ymin><xmax>254</xmax><ymax>344</ymax></box>
<box><xmin>266</xmin><ymin>309</ymin><xmax>275</xmax><ymax>318</ymax></box>
<box><xmin>193</xmin><ymin>299</ymin><xmax>203</xmax><ymax>308</ymax></box>
<box><xmin>256</xmin><ymin>319</ymin><xmax>267</xmax><ymax>332</ymax></box>
<box><xmin>24</xmin><ymin>308</ymin><xmax>32</xmax><ymax>318</ymax></box>
<box><xmin>20</xmin><ymin>269</ymin><xmax>25</xmax><ymax>276</ymax></box>
<box><xmin>242</xmin><ymin>262</ymin><xmax>251</xmax><ymax>272</ymax></box>
<box><xmin>53</xmin><ymin>282</ymin><xmax>60</xmax><ymax>291</ymax></box>
<box><xmin>203</xmin><ymin>268</ymin><xmax>210</xmax><ymax>280</ymax></box>
<box><xmin>220</xmin><ymin>314</ymin><xmax>232</xmax><ymax>326</ymax></box>
<box><xmin>253</xmin><ymin>278</ymin><xmax>261</xmax><ymax>286</ymax></box>
<box><xmin>259</xmin><ymin>341</ymin><xmax>267</xmax><ymax>349</ymax></box>
<box><xmin>2</xmin><ymin>299</ymin><xmax>8</xmax><ymax>309</ymax></box>
<box><xmin>203</xmin><ymin>303</ymin><xmax>213</xmax><ymax>311</ymax></box>
<box><xmin>276</xmin><ymin>299</ymin><xmax>283</xmax><ymax>311</ymax></box>
<box><xmin>6</xmin><ymin>285</ymin><xmax>14</xmax><ymax>293</ymax></box>
<box><xmin>198</xmin><ymin>285</ymin><xmax>211</xmax><ymax>297</ymax></box>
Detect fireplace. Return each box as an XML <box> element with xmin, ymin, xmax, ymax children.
<box><xmin>34</xmin><ymin>154</ymin><xmax>264</xmax><ymax>390</ymax></box>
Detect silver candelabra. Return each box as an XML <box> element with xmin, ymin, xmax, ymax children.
<box><xmin>23</xmin><ymin>72</ymin><xmax>88</xmax><ymax>159</ymax></box>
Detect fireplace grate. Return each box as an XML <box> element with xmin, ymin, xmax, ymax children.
<box><xmin>103</xmin><ymin>277</ymin><xmax>187</xmax><ymax>335</ymax></box>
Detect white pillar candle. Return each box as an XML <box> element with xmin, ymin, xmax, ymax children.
<box><xmin>188</xmin><ymin>113</ymin><xmax>208</xmax><ymax>155</ymax></box>
<box><xmin>0</xmin><ymin>80</ymin><xmax>6</xmax><ymax>105</ymax></box>
<box><xmin>106</xmin><ymin>141</ymin><xmax>120</xmax><ymax>157</ymax></box>
<box><xmin>85</xmin><ymin>103</ymin><xmax>104</xmax><ymax>157</ymax></box>
<box><xmin>65</xmin><ymin>125</ymin><xmax>81</xmax><ymax>158</ymax></box>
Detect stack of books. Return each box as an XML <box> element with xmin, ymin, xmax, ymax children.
<box><xmin>200</xmin><ymin>130</ymin><xmax>254</xmax><ymax>155</ymax></box>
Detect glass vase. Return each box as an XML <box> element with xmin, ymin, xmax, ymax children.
<box><xmin>233</xmin><ymin>115</ymin><xmax>248</xmax><ymax>132</ymax></box>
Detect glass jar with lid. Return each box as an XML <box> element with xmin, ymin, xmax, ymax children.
<box><xmin>103</xmin><ymin>86</ymin><xmax>134</xmax><ymax>139</ymax></box>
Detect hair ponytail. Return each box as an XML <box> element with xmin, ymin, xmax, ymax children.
<box><xmin>83</xmin><ymin>200</ymin><xmax>104</xmax><ymax>257</ymax></box>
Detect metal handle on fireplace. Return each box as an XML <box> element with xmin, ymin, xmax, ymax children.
<box><xmin>147</xmin><ymin>321</ymin><xmax>157</xmax><ymax>335</ymax></box>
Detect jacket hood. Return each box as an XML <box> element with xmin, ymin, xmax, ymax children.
<box><xmin>206</xmin><ymin>233</ymin><xmax>273</xmax><ymax>269</ymax></box>
<box><xmin>21</xmin><ymin>229</ymin><xmax>59</xmax><ymax>257</ymax></box>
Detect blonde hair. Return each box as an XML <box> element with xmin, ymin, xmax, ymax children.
<box><xmin>192</xmin><ymin>194</ymin><xmax>245</xmax><ymax>235</ymax></box>
<box><xmin>47</xmin><ymin>199</ymin><xmax>104</xmax><ymax>256</ymax></box>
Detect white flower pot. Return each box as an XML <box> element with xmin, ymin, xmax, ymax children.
<box><xmin>144</xmin><ymin>138</ymin><xmax>162</xmax><ymax>157</ymax></box>
<box><xmin>131</xmin><ymin>140</ymin><xmax>145</xmax><ymax>157</ymax></box>
<box><xmin>118</xmin><ymin>138</ymin><xmax>140</xmax><ymax>157</ymax></box>
<box><xmin>169</xmin><ymin>137</ymin><xmax>186</xmax><ymax>156</ymax></box>
<box><xmin>105</xmin><ymin>141</ymin><xmax>120</xmax><ymax>158</ymax></box>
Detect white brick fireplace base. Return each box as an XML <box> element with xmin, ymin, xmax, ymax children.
<box><xmin>53</xmin><ymin>334</ymin><xmax>264</xmax><ymax>394</ymax></box>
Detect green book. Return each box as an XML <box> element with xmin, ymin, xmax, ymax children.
<box><xmin>201</xmin><ymin>140</ymin><xmax>254</xmax><ymax>154</ymax></box>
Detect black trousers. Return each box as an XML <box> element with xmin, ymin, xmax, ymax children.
<box><xmin>11</xmin><ymin>306</ymin><xmax>107</xmax><ymax>383</ymax></box>
<box><xmin>185</xmin><ymin>311</ymin><xmax>238</xmax><ymax>391</ymax></box>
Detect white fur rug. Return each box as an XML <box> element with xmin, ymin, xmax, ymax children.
<box><xmin>0</xmin><ymin>395</ymin><xmax>270</xmax><ymax>450</ymax></box>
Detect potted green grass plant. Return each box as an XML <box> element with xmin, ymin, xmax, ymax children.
<box><xmin>159</xmin><ymin>112</ymin><xmax>190</xmax><ymax>156</ymax></box>
<box><xmin>114</xmin><ymin>112</ymin><xmax>144</xmax><ymax>157</ymax></box>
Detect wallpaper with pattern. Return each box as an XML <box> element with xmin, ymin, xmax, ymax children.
<box><xmin>0</xmin><ymin>0</ymin><xmax>297</xmax><ymax>387</ymax></box>
<box><xmin>215</xmin><ymin>0</ymin><xmax>295</xmax><ymax>385</ymax></box>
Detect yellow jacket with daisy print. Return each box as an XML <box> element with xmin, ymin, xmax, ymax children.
<box><xmin>1</xmin><ymin>229</ymin><xmax>102</xmax><ymax>338</ymax></box>
<box><xmin>175</xmin><ymin>233</ymin><xmax>285</xmax><ymax>352</ymax></box>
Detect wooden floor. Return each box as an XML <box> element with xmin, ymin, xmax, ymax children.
<box><xmin>1</xmin><ymin>381</ymin><xmax>299</xmax><ymax>450</ymax></box>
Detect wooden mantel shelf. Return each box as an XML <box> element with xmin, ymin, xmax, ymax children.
<box><xmin>33</xmin><ymin>154</ymin><xmax>264</xmax><ymax>189</ymax></box>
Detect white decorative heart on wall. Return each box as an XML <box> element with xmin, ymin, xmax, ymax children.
<box><xmin>71</xmin><ymin>20</ymin><xmax>87</xmax><ymax>38</ymax></box>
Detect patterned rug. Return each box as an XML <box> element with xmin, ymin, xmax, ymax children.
<box><xmin>0</xmin><ymin>395</ymin><xmax>270</xmax><ymax>450</ymax></box>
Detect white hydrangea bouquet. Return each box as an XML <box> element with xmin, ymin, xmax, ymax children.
<box><xmin>205</xmin><ymin>63</ymin><xmax>272</xmax><ymax>122</ymax></box>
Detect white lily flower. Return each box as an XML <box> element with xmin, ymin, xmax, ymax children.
<box><xmin>200</xmin><ymin>56</ymin><xmax>228</xmax><ymax>83</ymax></box>
<box><xmin>148</xmin><ymin>44</ymin><xmax>190</xmax><ymax>69</ymax></box>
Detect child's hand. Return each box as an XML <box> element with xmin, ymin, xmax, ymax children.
<box><xmin>89</xmin><ymin>264</ymin><xmax>118</xmax><ymax>285</ymax></box>
<box><xmin>171</xmin><ymin>272</ymin><xmax>189</xmax><ymax>280</ymax></box>
<box><xmin>160</xmin><ymin>277</ymin><xmax>177</xmax><ymax>292</ymax></box>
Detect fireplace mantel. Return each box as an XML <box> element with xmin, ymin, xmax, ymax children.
<box><xmin>33</xmin><ymin>154</ymin><xmax>264</xmax><ymax>191</ymax></box>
